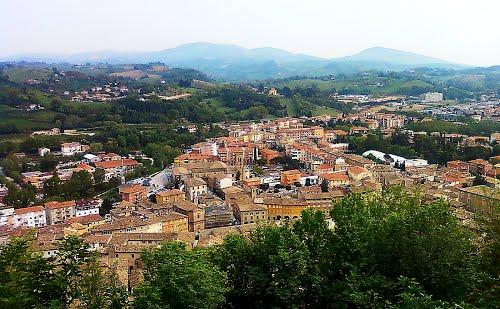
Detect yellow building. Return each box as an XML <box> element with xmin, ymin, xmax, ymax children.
<box><xmin>156</xmin><ymin>189</ymin><xmax>185</xmax><ymax>204</ymax></box>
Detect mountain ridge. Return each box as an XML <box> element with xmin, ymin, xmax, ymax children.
<box><xmin>1</xmin><ymin>43</ymin><xmax>469</xmax><ymax>80</ymax></box>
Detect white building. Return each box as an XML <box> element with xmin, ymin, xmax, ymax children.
<box><xmin>13</xmin><ymin>206</ymin><xmax>47</xmax><ymax>228</ymax></box>
<box><xmin>38</xmin><ymin>147</ymin><xmax>51</xmax><ymax>157</ymax></box>
<box><xmin>83</xmin><ymin>153</ymin><xmax>100</xmax><ymax>163</ymax></box>
<box><xmin>215</xmin><ymin>174</ymin><xmax>233</xmax><ymax>189</ymax></box>
<box><xmin>184</xmin><ymin>177</ymin><xmax>208</xmax><ymax>201</ymax></box>
<box><xmin>61</xmin><ymin>142</ymin><xmax>88</xmax><ymax>156</ymax></box>
<box><xmin>362</xmin><ymin>150</ymin><xmax>428</xmax><ymax>167</ymax></box>
<box><xmin>0</xmin><ymin>207</ymin><xmax>14</xmax><ymax>226</ymax></box>
<box><xmin>420</xmin><ymin>92</ymin><xmax>443</xmax><ymax>103</ymax></box>
<box><xmin>75</xmin><ymin>199</ymin><xmax>101</xmax><ymax>217</ymax></box>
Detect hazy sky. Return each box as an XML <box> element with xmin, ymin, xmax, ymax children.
<box><xmin>1</xmin><ymin>0</ymin><xmax>499</xmax><ymax>65</ymax></box>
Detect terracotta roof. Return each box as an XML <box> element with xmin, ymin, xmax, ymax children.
<box><xmin>66</xmin><ymin>214</ymin><xmax>103</xmax><ymax>225</ymax></box>
<box><xmin>119</xmin><ymin>184</ymin><xmax>146</xmax><ymax>194</ymax></box>
<box><xmin>468</xmin><ymin>159</ymin><xmax>490</xmax><ymax>165</ymax></box>
<box><xmin>322</xmin><ymin>173</ymin><xmax>350</xmax><ymax>182</ymax></box>
<box><xmin>330</xmin><ymin>129</ymin><xmax>348</xmax><ymax>135</ymax></box>
<box><xmin>94</xmin><ymin>159</ymin><xmax>139</xmax><ymax>169</ymax></box>
<box><xmin>45</xmin><ymin>200</ymin><xmax>76</xmax><ymax>210</ymax></box>
<box><xmin>184</xmin><ymin>177</ymin><xmax>206</xmax><ymax>187</ymax></box>
<box><xmin>76</xmin><ymin>163</ymin><xmax>94</xmax><ymax>172</ymax></box>
<box><xmin>14</xmin><ymin>206</ymin><xmax>45</xmax><ymax>215</ymax></box>
<box><xmin>348</xmin><ymin>166</ymin><xmax>367</xmax><ymax>175</ymax></box>
<box><xmin>156</xmin><ymin>189</ymin><xmax>184</xmax><ymax>197</ymax></box>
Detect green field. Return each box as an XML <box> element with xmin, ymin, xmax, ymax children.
<box><xmin>312</xmin><ymin>106</ymin><xmax>340</xmax><ymax>116</ymax></box>
<box><xmin>0</xmin><ymin>105</ymin><xmax>59</xmax><ymax>130</ymax></box>
<box><xmin>5</xmin><ymin>67</ymin><xmax>52</xmax><ymax>83</ymax></box>
<box><xmin>271</xmin><ymin>77</ymin><xmax>434</xmax><ymax>96</ymax></box>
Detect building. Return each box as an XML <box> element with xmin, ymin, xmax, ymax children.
<box><xmin>61</xmin><ymin>142</ymin><xmax>89</xmax><ymax>156</ymax></box>
<box><xmin>468</xmin><ymin>159</ymin><xmax>493</xmax><ymax>175</ymax></box>
<box><xmin>204</xmin><ymin>205</ymin><xmax>234</xmax><ymax>228</ymax></box>
<box><xmin>458</xmin><ymin>185</ymin><xmax>499</xmax><ymax>219</ymax></box>
<box><xmin>94</xmin><ymin>158</ymin><xmax>140</xmax><ymax>178</ymax></box>
<box><xmin>420</xmin><ymin>92</ymin><xmax>443</xmax><ymax>102</ymax></box>
<box><xmin>91</xmin><ymin>214</ymin><xmax>187</xmax><ymax>235</ymax></box>
<box><xmin>21</xmin><ymin>171</ymin><xmax>54</xmax><ymax>190</ymax></box>
<box><xmin>183</xmin><ymin>177</ymin><xmax>208</xmax><ymax>201</ymax></box>
<box><xmin>229</xmin><ymin>195</ymin><xmax>268</xmax><ymax>225</ymax></box>
<box><xmin>13</xmin><ymin>206</ymin><xmax>47</xmax><ymax>227</ymax></box>
<box><xmin>0</xmin><ymin>207</ymin><xmax>14</xmax><ymax>226</ymax></box>
<box><xmin>75</xmin><ymin>199</ymin><xmax>101</xmax><ymax>217</ymax></box>
<box><xmin>343</xmin><ymin>154</ymin><xmax>376</xmax><ymax>168</ymax></box>
<box><xmin>214</xmin><ymin>174</ymin><xmax>233</xmax><ymax>190</ymax></box>
<box><xmin>156</xmin><ymin>189</ymin><xmax>185</xmax><ymax>204</ymax></box>
<box><xmin>119</xmin><ymin>184</ymin><xmax>148</xmax><ymax>204</ymax></box>
<box><xmin>44</xmin><ymin>201</ymin><xmax>76</xmax><ymax>225</ymax></box>
<box><xmin>66</xmin><ymin>214</ymin><xmax>105</xmax><ymax>231</ymax></box>
<box><xmin>280</xmin><ymin>169</ymin><xmax>301</xmax><ymax>185</ymax></box>
<box><xmin>170</xmin><ymin>200</ymin><xmax>205</xmax><ymax>232</ymax></box>
<box><xmin>0</xmin><ymin>185</ymin><xmax>8</xmax><ymax>203</ymax></box>
<box><xmin>38</xmin><ymin>147</ymin><xmax>50</xmax><ymax>157</ymax></box>
<box><xmin>260</xmin><ymin>148</ymin><xmax>280</xmax><ymax>163</ymax></box>
<box><xmin>321</xmin><ymin>172</ymin><xmax>350</xmax><ymax>188</ymax></box>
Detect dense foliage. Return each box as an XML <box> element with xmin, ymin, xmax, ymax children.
<box><xmin>0</xmin><ymin>235</ymin><xmax>127</xmax><ymax>308</ymax></box>
<box><xmin>132</xmin><ymin>188</ymin><xmax>498</xmax><ymax>308</ymax></box>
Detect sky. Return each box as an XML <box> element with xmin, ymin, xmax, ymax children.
<box><xmin>0</xmin><ymin>0</ymin><xmax>499</xmax><ymax>66</ymax></box>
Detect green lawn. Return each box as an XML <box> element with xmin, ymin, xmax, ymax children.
<box><xmin>313</xmin><ymin>106</ymin><xmax>340</xmax><ymax>116</ymax></box>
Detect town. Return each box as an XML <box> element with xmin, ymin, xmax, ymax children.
<box><xmin>1</xmin><ymin>106</ymin><xmax>499</xmax><ymax>290</ymax></box>
<box><xmin>1</xmin><ymin>1</ymin><xmax>499</xmax><ymax>304</ymax></box>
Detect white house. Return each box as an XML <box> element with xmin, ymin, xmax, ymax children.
<box><xmin>83</xmin><ymin>154</ymin><xmax>100</xmax><ymax>164</ymax></box>
<box><xmin>215</xmin><ymin>174</ymin><xmax>233</xmax><ymax>189</ymax></box>
<box><xmin>38</xmin><ymin>147</ymin><xmax>51</xmax><ymax>157</ymax></box>
<box><xmin>75</xmin><ymin>199</ymin><xmax>102</xmax><ymax>217</ymax></box>
<box><xmin>0</xmin><ymin>207</ymin><xmax>14</xmax><ymax>226</ymax></box>
<box><xmin>13</xmin><ymin>206</ymin><xmax>47</xmax><ymax>227</ymax></box>
<box><xmin>61</xmin><ymin>142</ymin><xmax>88</xmax><ymax>156</ymax></box>
<box><xmin>184</xmin><ymin>177</ymin><xmax>208</xmax><ymax>201</ymax></box>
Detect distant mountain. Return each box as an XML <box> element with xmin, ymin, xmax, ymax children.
<box><xmin>341</xmin><ymin>47</ymin><xmax>451</xmax><ymax>66</ymax></box>
<box><xmin>1</xmin><ymin>43</ymin><xmax>469</xmax><ymax>81</ymax></box>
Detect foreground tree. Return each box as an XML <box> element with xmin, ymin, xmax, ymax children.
<box><xmin>329</xmin><ymin>187</ymin><xmax>484</xmax><ymax>304</ymax></box>
<box><xmin>132</xmin><ymin>242</ymin><xmax>227</xmax><ymax>309</ymax></box>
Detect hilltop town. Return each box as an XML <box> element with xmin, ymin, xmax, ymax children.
<box><xmin>1</xmin><ymin>104</ymin><xmax>499</xmax><ymax>290</ymax></box>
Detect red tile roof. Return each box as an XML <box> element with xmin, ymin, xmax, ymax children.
<box><xmin>14</xmin><ymin>206</ymin><xmax>45</xmax><ymax>215</ymax></box>
<box><xmin>94</xmin><ymin>159</ymin><xmax>139</xmax><ymax>169</ymax></box>
<box><xmin>44</xmin><ymin>200</ymin><xmax>76</xmax><ymax>210</ymax></box>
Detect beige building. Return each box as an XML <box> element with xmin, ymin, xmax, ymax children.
<box><xmin>156</xmin><ymin>189</ymin><xmax>185</xmax><ymax>204</ymax></box>
<box><xmin>44</xmin><ymin>201</ymin><xmax>76</xmax><ymax>225</ymax></box>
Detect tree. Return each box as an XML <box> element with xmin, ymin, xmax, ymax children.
<box><xmin>321</xmin><ymin>179</ymin><xmax>329</xmax><ymax>192</ymax></box>
<box><xmin>39</xmin><ymin>153</ymin><xmax>58</xmax><ymax>172</ymax></box>
<box><xmin>93</xmin><ymin>168</ymin><xmax>105</xmax><ymax>186</ymax></box>
<box><xmin>133</xmin><ymin>242</ymin><xmax>228</xmax><ymax>309</ymax></box>
<box><xmin>43</xmin><ymin>173</ymin><xmax>62</xmax><ymax>197</ymax></box>
<box><xmin>330</xmin><ymin>187</ymin><xmax>483</xmax><ymax>302</ymax></box>
<box><xmin>56</xmin><ymin>236</ymin><xmax>91</xmax><ymax>306</ymax></box>
<box><xmin>76</xmin><ymin>255</ymin><xmax>127</xmax><ymax>309</ymax></box>
<box><xmin>64</xmin><ymin>170</ymin><xmax>95</xmax><ymax>199</ymax></box>
<box><xmin>4</xmin><ymin>183</ymin><xmax>37</xmax><ymax>208</ymax></box>
<box><xmin>210</xmin><ymin>225</ymin><xmax>311</xmax><ymax>308</ymax></box>
<box><xmin>0</xmin><ymin>235</ymin><xmax>63</xmax><ymax>308</ymax></box>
